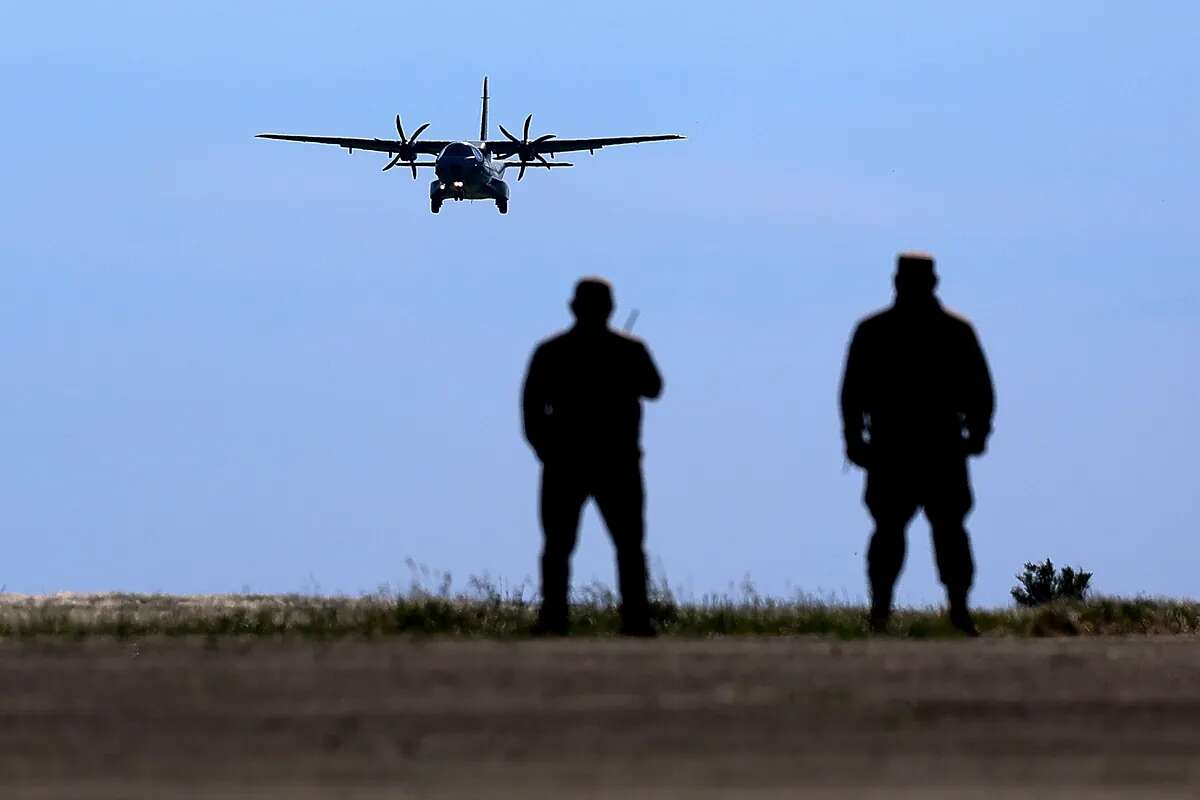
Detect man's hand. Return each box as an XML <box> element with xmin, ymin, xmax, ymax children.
<box><xmin>845</xmin><ymin>437</ymin><xmax>871</xmax><ymax>469</ymax></box>
<box><xmin>964</xmin><ymin>432</ymin><xmax>988</xmax><ymax>457</ymax></box>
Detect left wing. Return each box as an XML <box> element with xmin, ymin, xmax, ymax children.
<box><xmin>256</xmin><ymin>133</ymin><xmax>451</xmax><ymax>156</ymax></box>
<box><xmin>485</xmin><ymin>134</ymin><xmax>684</xmax><ymax>159</ymax></box>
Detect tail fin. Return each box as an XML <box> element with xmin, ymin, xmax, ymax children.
<box><xmin>480</xmin><ymin>76</ymin><xmax>489</xmax><ymax>141</ymax></box>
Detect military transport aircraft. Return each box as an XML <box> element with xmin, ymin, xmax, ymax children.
<box><xmin>257</xmin><ymin>77</ymin><xmax>684</xmax><ymax>214</ymax></box>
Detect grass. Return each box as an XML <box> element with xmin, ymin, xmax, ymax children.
<box><xmin>0</xmin><ymin>578</ymin><xmax>1197</xmax><ymax>640</ymax></box>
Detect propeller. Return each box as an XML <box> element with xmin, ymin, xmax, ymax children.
<box><xmin>498</xmin><ymin>114</ymin><xmax>557</xmax><ymax>180</ymax></box>
<box><xmin>382</xmin><ymin>115</ymin><xmax>431</xmax><ymax>179</ymax></box>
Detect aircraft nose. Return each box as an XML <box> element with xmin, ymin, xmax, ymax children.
<box><xmin>437</xmin><ymin>154</ymin><xmax>479</xmax><ymax>183</ymax></box>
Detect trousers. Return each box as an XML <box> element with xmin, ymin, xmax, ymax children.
<box><xmin>539</xmin><ymin>461</ymin><xmax>650</xmax><ymax>628</ymax></box>
<box><xmin>864</xmin><ymin>455</ymin><xmax>975</xmax><ymax>606</ymax></box>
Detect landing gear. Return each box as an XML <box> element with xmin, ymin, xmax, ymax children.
<box><xmin>496</xmin><ymin>199</ymin><xmax>508</xmax><ymax>214</ymax></box>
<box><xmin>431</xmin><ymin>198</ymin><xmax>442</xmax><ymax>214</ymax></box>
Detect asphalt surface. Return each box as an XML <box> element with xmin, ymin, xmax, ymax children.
<box><xmin>1</xmin><ymin>636</ymin><xmax>1197</xmax><ymax>798</ymax></box>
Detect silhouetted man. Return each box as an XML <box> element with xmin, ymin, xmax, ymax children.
<box><xmin>522</xmin><ymin>278</ymin><xmax>663</xmax><ymax>636</ymax></box>
<box><xmin>840</xmin><ymin>253</ymin><xmax>995</xmax><ymax>636</ymax></box>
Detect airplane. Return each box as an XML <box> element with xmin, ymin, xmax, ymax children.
<box><xmin>257</xmin><ymin>77</ymin><xmax>685</xmax><ymax>214</ymax></box>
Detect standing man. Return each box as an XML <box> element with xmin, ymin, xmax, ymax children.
<box><xmin>840</xmin><ymin>253</ymin><xmax>995</xmax><ymax>635</ymax></box>
<box><xmin>522</xmin><ymin>278</ymin><xmax>664</xmax><ymax>636</ymax></box>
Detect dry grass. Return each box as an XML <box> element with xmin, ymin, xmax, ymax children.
<box><xmin>0</xmin><ymin>584</ymin><xmax>1197</xmax><ymax>640</ymax></box>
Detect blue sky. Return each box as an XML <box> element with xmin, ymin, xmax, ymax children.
<box><xmin>1</xmin><ymin>3</ymin><xmax>1197</xmax><ymax>605</ymax></box>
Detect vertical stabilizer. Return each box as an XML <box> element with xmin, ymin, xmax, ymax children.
<box><xmin>480</xmin><ymin>76</ymin><xmax>489</xmax><ymax>141</ymax></box>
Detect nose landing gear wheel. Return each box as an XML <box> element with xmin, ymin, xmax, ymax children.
<box><xmin>431</xmin><ymin>198</ymin><xmax>442</xmax><ymax>214</ymax></box>
<box><xmin>496</xmin><ymin>199</ymin><xmax>508</xmax><ymax>214</ymax></box>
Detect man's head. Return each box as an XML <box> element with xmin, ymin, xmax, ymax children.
<box><xmin>570</xmin><ymin>277</ymin><xmax>615</xmax><ymax>329</ymax></box>
<box><xmin>894</xmin><ymin>252</ymin><xmax>938</xmax><ymax>298</ymax></box>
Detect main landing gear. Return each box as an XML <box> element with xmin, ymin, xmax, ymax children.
<box><xmin>496</xmin><ymin>199</ymin><xmax>508</xmax><ymax>214</ymax></box>
<box><xmin>431</xmin><ymin>198</ymin><xmax>442</xmax><ymax>214</ymax></box>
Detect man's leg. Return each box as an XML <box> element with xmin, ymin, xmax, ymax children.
<box><xmin>926</xmin><ymin>459</ymin><xmax>977</xmax><ymax>635</ymax></box>
<box><xmin>537</xmin><ymin>465</ymin><xmax>588</xmax><ymax>634</ymax></box>
<box><xmin>865</xmin><ymin>466</ymin><xmax>918</xmax><ymax>632</ymax></box>
<box><xmin>593</xmin><ymin>463</ymin><xmax>653</xmax><ymax>636</ymax></box>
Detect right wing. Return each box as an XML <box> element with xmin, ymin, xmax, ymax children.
<box><xmin>499</xmin><ymin>161</ymin><xmax>573</xmax><ymax>169</ymax></box>
<box><xmin>485</xmin><ymin>133</ymin><xmax>684</xmax><ymax>159</ymax></box>
<box><xmin>256</xmin><ymin>133</ymin><xmax>451</xmax><ymax>156</ymax></box>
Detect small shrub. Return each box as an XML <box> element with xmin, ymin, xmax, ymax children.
<box><xmin>1012</xmin><ymin>559</ymin><xmax>1092</xmax><ymax>607</ymax></box>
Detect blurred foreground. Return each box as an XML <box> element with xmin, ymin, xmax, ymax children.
<box><xmin>0</xmin><ymin>637</ymin><xmax>1197</xmax><ymax>798</ymax></box>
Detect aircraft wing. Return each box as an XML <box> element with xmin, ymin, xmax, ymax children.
<box><xmin>256</xmin><ymin>133</ymin><xmax>451</xmax><ymax>156</ymax></box>
<box><xmin>500</xmin><ymin>161</ymin><xmax>573</xmax><ymax>167</ymax></box>
<box><xmin>485</xmin><ymin>134</ymin><xmax>685</xmax><ymax>158</ymax></box>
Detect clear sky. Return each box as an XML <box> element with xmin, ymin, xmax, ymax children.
<box><xmin>2</xmin><ymin>3</ymin><xmax>1197</xmax><ymax>605</ymax></box>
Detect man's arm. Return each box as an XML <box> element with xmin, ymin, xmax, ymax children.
<box><xmin>962</xmin><ymin>325</ymin><xmax>995</xmax><ymax>455</ymax></box>
<box><xmin>521</xmin><ymin>346</ymin><xmax>549</xmax><ymax>460</ymax></box>
<box><xmin>839</xmin><ymin>326</ymin><xmax>870</xmax><ymax>467</ymax></box>
<box><xmin>636</xmin><ymin>341</ymin><xmax>664</xmax><ymax>400</ymax></box>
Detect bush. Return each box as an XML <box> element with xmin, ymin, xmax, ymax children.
<box><xmin>1012</xmin><ymin>559</ymin><xmax>1093</xmax><ymax>607</ymax></box>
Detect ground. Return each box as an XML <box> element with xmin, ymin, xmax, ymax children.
<box><xmin>1</xmin><ymin>636</ymin><xmax>1197</xmax><ymax>798</ymax></box>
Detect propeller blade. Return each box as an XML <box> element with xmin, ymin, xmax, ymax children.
<box><xmin>536</xmin><ymin>153</ymin><xmax>551</xmax><ymax>169</ymax></box>
<box><xmin>533</xmin><ymin>133</ymin><xmax>557</xmax><ymax>145</ymax></box>
<box><xmin>410</xmin><ymin>122</ymin><xmax>430</xmax><ymax>142</ymax></box>
<box><xmin>498</xmin><ymin>123</ymin><xmax>519</xmax><ymax>143</ymax></box>
<box><xmin>395</xmin><ymin>114</ymin><xmax>407</xmax><ymax>143</ymax></box>
<box><xmin>518</xmin><ymin>162</ymin><xmax>527</xmax><ymax>181</ymax></box>
<box><xmin>383</xmin><ymin>152</ymin><xmax>405</xmax><ymax>172</ymax></box>
<box><xmin>410</xmin><ymin>162</ymin><xmax>418</xmax><ymax>180</ymax></box>
<box><xmin>523</xmin><ymin>114</ymin><xmax>533</xmax><ymax>141</ymax></box>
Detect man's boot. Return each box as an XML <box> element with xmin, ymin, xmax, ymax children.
<box><xmin>868</xmin><ymin>606</ymin><xmax>890</xmax><ymax>634</ymax></box>
<box><xmin>618</xmin><ymin>600</ymin><xmax>657</xmax><ymax>638</ymax></box>
<box><xmin>868</xmin><ymin>584</ymin><xmax>892</xmax><ymax>634</ymax></box>
<box><xmin>535</xmin><ymin>550</ymin><xmax>570</xmax><ymax>636</ymax></box>
<box><xmin>532</xmin><ymin>609</ymin><xmax>568</xmax><ymax>637</ymax></box>
<box><xmin>948</xmin><ymin>591</ymin><xmax>979</xmax><ymax>637</ymax></box>
<box><xmin>619</xmin><ymin>619</ymin><xmax>658</xmax><ymax>638</ymax></box>
<box><xmin>615</xmin><ymin>545</ymin><xmax>655</xmax><ymax>637</ymax></box>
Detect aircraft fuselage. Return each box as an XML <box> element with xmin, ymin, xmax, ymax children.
<box><xmin>430</xmin><ymin>141</ymin><xmax>508</xmax><ymax>213</ymax></box>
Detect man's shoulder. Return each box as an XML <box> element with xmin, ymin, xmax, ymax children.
<box><xmin>534</xmin><ymin>328</ymin><xmax>650</xmax><ymax>360</ymax></box>
<box><xmin>938</xmin><ymin>306</ymin><xmax>979</xmax><ymax>335</ymax></box>
<box><xmin>608</xmin><ymin>329</ymin><xmax>649</xmax><ymax>352</ymax></box>
<box><xmin>853</xmin><ymin>307</ymin><xmax>895</xmax><ymax>335</ymax></box>
<box><xmin>532</xmin><ymin>329</ymin><xmax>573</xmax><ymax>356</ymax></box>
<box><xmin>855</xmin><ymin>304</ymin><xmax>978</xmax><ymax>333</ymax></box>
<box><xmin>545</xmin><ymin>328</ymin><xmax>648</xmax><ymax>347</ymax></box>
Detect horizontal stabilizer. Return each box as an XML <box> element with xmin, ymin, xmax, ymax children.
<box><xmin>500</xmin><ymin>161</ymin><xmax>573</xmax><ymax>168</ymax></box>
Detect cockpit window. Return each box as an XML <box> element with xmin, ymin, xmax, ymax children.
<box><xmin>443</xmin><ymin>142</ymin><xmax>476</xmax><ymax>158</ymax></box>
